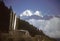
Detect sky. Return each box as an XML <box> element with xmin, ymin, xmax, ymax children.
<box><xmin>4</xmin><ymin>0</ymin><xmax>60</xmax><ymax>16</ymax></box>
<box><xmin>4</xmin><ymin>0</ymin><xmax>60</xmax><ymax>38</ymax></box>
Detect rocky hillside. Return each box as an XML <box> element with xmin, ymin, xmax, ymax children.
<box><xmin>17</xmin><ymin>18</ymin><xmax>56</xmax><ymax>41</ymax></box>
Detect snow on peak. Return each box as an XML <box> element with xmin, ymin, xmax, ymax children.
<box><xmin>20</xmin><ymin>10</ymin><xmax>43</xmax><ymax>17</ymax></box>
<box><xmin>20</xmin><ymin>9</ymin><xmax>32</xmax><ymax>17</ymax></box>
<box><xmin>34</xmin><ymin>11</ymin><xmax>43</xmax><ymax>17</ymax></box>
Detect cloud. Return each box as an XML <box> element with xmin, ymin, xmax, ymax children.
<box><xmin>27</xmin><ymin>19</ymin><xmax>47</xmax><ymax>30</ymax></box>
<box><xmin>44</xmin><ymin>17</ymin><xmax>60</xmax><ymax>38</ymax></box>
<box><xmin>27</xmin><ymin>17</ymin><xmax>60</xmax><ymax>38</ymax></box>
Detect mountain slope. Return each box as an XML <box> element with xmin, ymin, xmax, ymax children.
<box><xmin>17</xmin><ymin>18</ymin><xmax>56</xmax><ymax>41</ymax></box>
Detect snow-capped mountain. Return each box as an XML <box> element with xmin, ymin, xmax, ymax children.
<box><xmin>20</xmin><ymin>10</ymin><xmax>54</xmax><ymax>20</ymax></box>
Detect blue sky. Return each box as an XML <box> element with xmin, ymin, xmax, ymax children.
<box><xmin>4</xmin><ymin>0</ymin><xmax>60</xmax><ymax>16</ymax></box>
